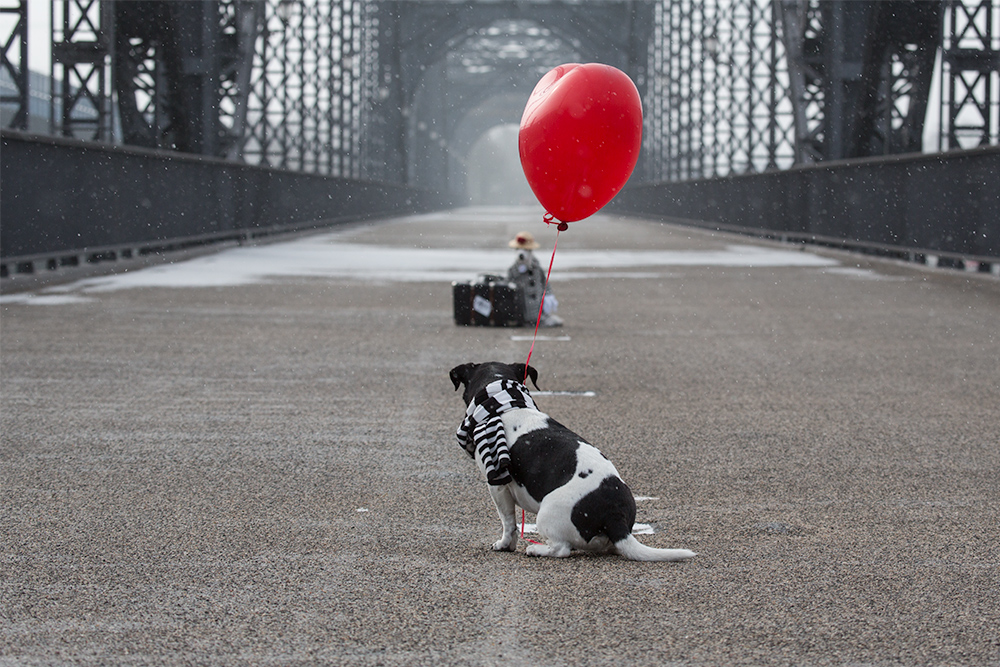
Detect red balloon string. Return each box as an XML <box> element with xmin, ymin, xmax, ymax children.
<box><xmin>521</xmin><ymin>212</ymin><xmax>566</xmax><ymax>547</ymax></box>
<box><xmin>523</xmin><ymin>214</ymin><xmax>563</xmax><ymax>383</ymax></box>
<box><xmin>521</xmin><ymin>508</ymin><xmax>542</xmax><ymax>545</ymax></box>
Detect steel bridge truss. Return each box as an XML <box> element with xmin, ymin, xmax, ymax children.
<box><xmin>241</xmin><ymin>0</ymin><xmax>371</xmax><ymax>177</ymax></box>
<box><xmin>1</xmin><ymin>0</ymin><xmax>28</xmax><ymax>129</ymax></box>
<box><xmin>647</xmin><ymin>0</ymin><xmax>796</xmax><ymax>181</ymax></box>
<box><xmin>49</xmin><ymin>0</ymin><xmax>114</xmax><ymax>141</ymax></box>
<box><xmin>1</xmin><ymin>0</ymin><xmax>998</xmax><ymax>187</ymax></box>
<box><xmin>940</xmin><ymin>0</ymin><xmax>1000</xmax><ymax>150</ymax></box>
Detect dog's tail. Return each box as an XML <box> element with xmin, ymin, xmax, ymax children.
<box><xmin>613</xmin><ymin>535</ymin><xmax>697</xmax><ymax>562</ymax></box>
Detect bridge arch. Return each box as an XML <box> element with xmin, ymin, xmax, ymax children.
<box><xmin>379</xmin><ymin>1</ymin><xmax>654</xmax><ymax>197</ymax></box>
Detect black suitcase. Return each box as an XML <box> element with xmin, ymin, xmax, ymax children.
<box><xmin>453</xmin><ymin>275</ymin><xmax>524</xmax><ymax>327</ymax></box>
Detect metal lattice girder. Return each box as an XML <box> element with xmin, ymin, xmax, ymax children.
<box><xmin>112</xmin><ymin>1</ymin><xmax>173</xmax><ymax>148</ymax></box>
<box><xmin>647</xmin><ymin>0</ymin><xmax>795</xmax><ymax>181</ymax></box>
<box><xmin>113</xmin><ymin>0</ymin><xmax>262</xmax><ymax>156</ymax></box>
<box><xmin>940</xmin><ymin>0</ymin><xmax>1000</xmax><ymax>149</ymax></box>
<box><xmin>1</xmin><ymin>0</ymin><xmax>28</xmax><ymax>129</ymax></box>
<box><xmin>780</xmin><ymin>0</ymin><xmax>942</xmax><ymax>163</ymax></box>
<box><xmin>51</xmin><ymin>0</ymin><xmax>114</xmax><ymax>141</ymax></box>
<box><xmin>647</xmin><ymin>0</ymin><xmax>946</xmax><ymax>180</ymax></box>
<box><xmin>860</xmin><ymin>2</ymin><xmax>942</xmax><ymax>156</ymax></box>
<box><xmin>240</xmin><ymin>0</ymin><xmax>369</xmax><ymax>177</ymax></box>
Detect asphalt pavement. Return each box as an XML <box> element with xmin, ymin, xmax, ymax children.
<box><xmin>2</xmin><ymin>207</ymin><xmax>999</xmax><ymax>666</ymax></box>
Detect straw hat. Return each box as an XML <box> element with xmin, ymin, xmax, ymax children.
<box><xmin>509</xmin><ymin>231</ymin><xmax>540</xmax><ymax>250</ymax></box>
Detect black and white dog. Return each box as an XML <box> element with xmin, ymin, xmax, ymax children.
<box><xmin>450</xmin><ymin>361</ymin><xmax>696</xmax><ymax>561</ymax></box>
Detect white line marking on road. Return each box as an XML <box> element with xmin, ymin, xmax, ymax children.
<box><xmin>510</xmin><ymin>335</ymin><xmax>571</xmax><ymax>341</ymax></box>
<box><xmin>520</xmin><ymin>522</ymin><xmax>655</xmax><ymax>535</ymax></box>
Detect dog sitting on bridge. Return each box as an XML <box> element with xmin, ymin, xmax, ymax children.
<box><xmin>450</xmin><ymin>361</ymin><xmax>696</xmax><ymax>561</ymax></box>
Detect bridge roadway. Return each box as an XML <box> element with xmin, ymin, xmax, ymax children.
<box><xmin>2</xmin><ymin>207</ymin><xmax>999</xmax><ymax>666</ymax></box>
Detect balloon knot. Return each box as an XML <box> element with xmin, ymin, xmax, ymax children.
<box><xmin>542</xmin><ymin>213</ymin><xmax>568</xmax><ymax>232</ymax></box>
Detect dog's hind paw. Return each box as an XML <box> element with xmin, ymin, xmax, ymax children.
<box><xmin>526</xmin><ymin>541</ymin><xmax>571</xmax><ymax>558</ymax></box>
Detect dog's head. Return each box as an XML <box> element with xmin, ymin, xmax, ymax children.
<box><xmin>449</xmin><ymin>361</ymin><xmax>539</xmax><ymax>406</ymax></box>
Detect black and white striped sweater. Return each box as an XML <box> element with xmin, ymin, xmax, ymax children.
<box><xmin>456</xmin><ymin>379</ymin><xmax>538</xmax><ymax>486</ymax></box>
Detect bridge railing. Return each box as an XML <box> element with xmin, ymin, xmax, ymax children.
<box><xmin>0</xmin><ymin>130</ymin><xmax>451</xmax><ymax>278</ymax></box>
<box><xmin>613</xmin><ymin>144</ymin><xmax>1000</xmax><ymax>270</ymax></box>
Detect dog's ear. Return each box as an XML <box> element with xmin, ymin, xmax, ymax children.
<box><xmin>511</xmin><ymin>363</ymin><xmax>539</xmax><ymax>390</ymax></box>
<box><xmin>449</xmin><ymin>363</ymin><xmax>477</xmax><ymax>391</ymax></box>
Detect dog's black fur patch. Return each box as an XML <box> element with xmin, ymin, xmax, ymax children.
<box><xmin>571</xmin><ymin>476</ymin><xmax>637</xmax><ymax>543</ymax></box>
<box><xmin>507</xmin><ymin>418</ymin><xmax>579</xmax><ymax>503</ymax></box>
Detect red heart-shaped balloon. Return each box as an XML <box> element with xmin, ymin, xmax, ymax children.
<box><xmin>518</xmin><ymin>63</ymin><xmax>643</xmax><ymax>223</ymax></box>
